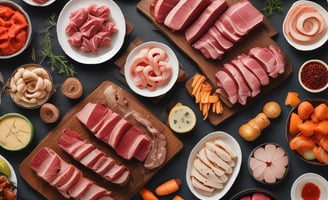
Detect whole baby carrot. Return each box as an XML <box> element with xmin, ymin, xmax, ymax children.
<box><xmin>139</xmin><ymin>188</ymin><xmax>158</xmax><ymax>200</ymax></box>
<box><xmin>155</xmin><ymin>178</ymin><xmax>182</xmax><ymax>196</ymax></box>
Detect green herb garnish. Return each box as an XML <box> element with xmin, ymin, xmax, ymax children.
<box><xmin>40</xmin><ymin>14</ymin><xmax>76</xmax><ymax>76</ymax></box>
<box><xmin>262</xmin><ymin>0</ymin><xmax>284</xmax><ymax>16</ymax></box>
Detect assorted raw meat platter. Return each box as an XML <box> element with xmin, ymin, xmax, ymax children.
<box><xmin>137</xmin><ymin>0</ymin><xmax>293</xmax><ymax>125</ymax></box>
<box><xmin>19</xmin><ymin>81</ymin><xmax>183</xmax><ymax>200</ymax></box>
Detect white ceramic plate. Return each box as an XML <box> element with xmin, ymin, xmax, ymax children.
<box><xmin>124</xmin><ymin>41</ymin><xmax>179</xmax><ymax>97</ymax></box>
<box><xmin>186</xmin><ymin>131</ymin><xmax>242</xmax><ymax>200</ymax></box>
<box><xmin>282</xmin><ymin>0</ymin><xmax>328</xmax><ymax>51</ymax></box>
<box><xmin>22</xmin><ymin>0</ymin><xmax>56</xmax><ymax>7</ymax></box>
<box><xmin>291</xmin><ymin>173</ymin><xmax>328</xmax><ymax>200</ymax></box>
<box><xmin>57</xmin><ymin>0</ymin><xmax>126</xmax><ymax>64</ymax></box>
<box><xmin>0</xmin><ymin>154</ymin><xmax>17</xmax><ymax>189</ymax></box>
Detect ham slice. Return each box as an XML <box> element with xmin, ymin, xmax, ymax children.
<box><xmin>215</xmin><ymin>70</ymin><xmax>238</xmax><ymax>105</ymax></box>
<box><xmin>193</xmin><ymin>33</ymin><xmax>225</xmax><ymax>59</ymax></box>
<box><xmin>207</xmin><ymin>26</ymin><xmax>233</xmax><ymax>51</ymax></box>
<box><xmin>31</xmin><ymin>147</ymin><xmax>113</xmax><ymax>200</ymax></box>
<box><xmin>164</xmin><ymin>0</ymin><xmax>212</xmax><ymax>31</ymax></box>
<box><xmin>59</xmin><ymin>129</ymin><xmax>130</xmax><ymax>185</ymax></box>
<box><xmin>185</xmin><ymin>0</ymin><xmax>228</xmax><ymax>43</ymax></box>
<box><xmin>150</xmin><ymin>0</ymin><xmax>180</xmax><ymax>23</ymax></box>
<box><xmin>76</xmin><ymin>103</ymin><xmax>109</xmax><ymax>130</ymax></box>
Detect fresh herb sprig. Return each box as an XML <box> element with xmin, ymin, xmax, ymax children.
<box><xmin>40</xmin><ymin>14</ymin><xmax>76</xmax><ymax>76</ymax></box>
<box><xmin>262</xmin><ymin>0</ymin><xmax>284</xmax><ymax>16</ymax></box>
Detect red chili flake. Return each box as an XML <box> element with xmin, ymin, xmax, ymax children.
<box><xmin>301</xmin><ymin>182</ymin><xmax>320</xmax><ymax>200</ymax></box>
<box><xmin>300</xmin><ymin>62</ymin><xmax>328</xmax><ymax>90</ymax></box>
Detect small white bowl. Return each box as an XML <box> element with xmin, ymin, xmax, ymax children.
<box><xmin>186</xmin><ymin>131</ymin><xmax>242</xmax><ymax>200</ymax></box>
<box><xmin>298</xmin><ymin>59</ymin><xmax>328</xmax><ymax>93</ymax></box>
<box><xmin>283</xmin><ymin>0</ymin><xmax>328</xmax><ymax>51</ymax></box>
<box><xmin>124</xmin><ymin>41</ymin><xmax>179</xmax><ymax>97</ymax></box>
<box><xmin>0</xmin><ymin>1</ymin><xmax>32</xmax><ymax>59</ymax></box>
<box><xmin>291</xmin><ymin>173</ymin><xmax>328</xmax><ymax>200</ymax></box>
<box><xmin>22</xmin><ymin>0</ymin><xmax>56</xmax><ymax>7</ymax></box>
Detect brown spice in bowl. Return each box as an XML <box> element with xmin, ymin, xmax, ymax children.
<box><xmin>300</xmin><ymin>62</ymin><xmax>328</xmax><ymax>90</ymax></box>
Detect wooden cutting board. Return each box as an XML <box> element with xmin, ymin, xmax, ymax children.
<box><xmin>19</xmin><ymin>81</ymin><xmax>183</xmax><ymax>200</ymax></box>
<box><xmin>137</xmin><ymin>0</ymin><xmax>293</xmax><ymax>125</ymax></box>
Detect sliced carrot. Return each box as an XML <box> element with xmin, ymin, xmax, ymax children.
<box><xmin>298</xmin><ymin>120</ymin><xmax>317</xmax><ymax>136</ymax></box>
<box><xmin>155</xmin><ymin>178</ymin><xmax>181</xmax><ymax>196</ymax></box>
<box><xmin>289</xmin><ymin>135</ymin><xmax>315</xmax><ymax>153</ymax></box>
<box><xmin>139</xmin><ymin>188</ymin><xmax>158</xmax><ymax>200</ymax></box>
<box><xmin>320</xmin><ymin>135</ymin><xmax>328</xmax><ymax>152</ymax></box>
<box><xmin>314</xmin><ymin>120</ymin><xmax>328</xmax><ymax>135</ymax></box>
<box><xmin>285</xmin><ymin>92</ymin><xmax>300</xmax><ymax>107</ymax></box>
<box><xmin>289</xmin><ymin>112</ymin><xmax>302</xmax><ymax>134</ymax></box>
<box><xmin>313</xmin><ymin>103</ymin><xmax>328</xmax><ymax>121</ymax></box>
<box><xmin>297</xmin><ymin>101</ymin><xmax>314</xmax><ymax>120</ymax></box>
<box><xmin>313</xmin><ymin>146</ymin><xmax>328</xmax><ymax>164</ymax></box>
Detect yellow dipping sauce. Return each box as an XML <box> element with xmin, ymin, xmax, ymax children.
<box><xmin>168</xmin><ymin>103</ymin><xmax>196</xmax><ymax>134</ymax></box>
<box><xmin>0</xmin><ymin>113</ymin><xmax>33</xmax><ymax>151</ymax></box>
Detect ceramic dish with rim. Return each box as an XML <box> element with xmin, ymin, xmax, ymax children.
<box><xmin>298</xmin><ymin>59</ymin><xmax>328</xmax><ymax>93</ymax></box>
<box><xmin>22</xmin><ymin>0</ymin><xmax>56</xmax><ymax>7</ymax></box>
<box><xmin>186</xmin><ymin>131</ymin><xmax>242</xmax><ymax>200</ymax></box>
<box><xmin>230</xmin><ymin>188</ymin><xmax>278</xmax><ymax>200</ymax></box>
<box><xmin>291</xmin><ymin>173</ymin><xmax>328</xmax><ymax>200</ymax></box>
<box><xmin>0</xmin><ymin>154</ymin><xmax>17</xmax><ymax>189</ymax></box>
<box><xmin>57</xmin><ymin>0</ymin><xmax>126</xmax><ymax>64</ymax></box>
<box><xmin>282</xmin><ymin>0</ymin><xmax>328</xmax><ymax>51</ymax></box>
<box><xmin>0</xmin><ymin>1</ymin><xmax>32</xmax><ymax>59</ymax></box>
<box><xmin>285</xmin><ymin>99</ymin><xmax>328</xmax><ymax>165</ymax></box>
<box><xmin>248</xmin><ymin>143</ymin><xmax>289</xmax><ymax>185</ymax></box>
<box><xmin>124</xmin><ymin>41</ymin><xmax>179</xmax><ymax>97</ymax></box>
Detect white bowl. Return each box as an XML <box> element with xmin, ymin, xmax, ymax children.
<box><xmin>22</xmin><ymin>0</ymin><xmax>56</xmax><ymax>7</ymax></box>
<box><xmin>0</xmin><ymin>1</ymin><xmax>32</xmax><ymax>59</ymax></box>
<box><xmin>124</xmin><ymin>41</ymin><xmax>179</xmax><ymax>97</ymax></box>
<box><xmin>291</xmin><ymin>173</ymin><xmax>328</xmax><ymax>200</ymax></box>
<box><xmin>282</xmin><ymin>0</ymin><xmax>328</xmax><ymax>51</ymax></box>
<box><xmin>57</xmin><ymin>0</ymin><xmax>126</xmax><ymax>64</ymax></box>
<box><xmin>0</xmin><ymin>154</ymin><xmax>18</xmax><ymax>188</ymax></box>
<box><xmin>186</xmin><ymin>131</ymin><xmax>242</xmax><ymax>200</ymax></box>
<box><xmin>298</xmin><ymin>59</ymin><xmax>328</xmax><ymax>93</ymax></box>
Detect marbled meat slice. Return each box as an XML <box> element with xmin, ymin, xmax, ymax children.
<box><xmin>185</xmin><ymin>0</ymin><xmax>228</xmax><ymax>43</ymax></box>
<box><xmin>150</xmin><ymin>0</ymin><xmax>180</xmax><ymax>23</ymax></box>
<box><xmin>215</xmin><ymin>70</ymin><xmax>238</xmax><ymax>105</ymax></box>
<box><xmin>31</xmin><ymin>147</ymin><xmax>113</xmax><ymax>200</ymax></box>
<box><xmin>76</xmin><ymin>102</ymin><xmax>109</xmax><ymax>130</ymax></box>
<box><xmin>108</xmin><ymin>118</ymin><xmax>132</xmax><ymax>148</ymax></box>
<box><xmin>95</xmin><ymin>112</ymin><xmax>122</xmax><ymax>141</ymax></box>
<box><xmin>164</xmin><ymin>0</ymin><xmax>212</xmax><ymax>31</ymax></box>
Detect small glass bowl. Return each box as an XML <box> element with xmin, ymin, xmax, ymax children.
<box><xmin>298</xmin><ymin>59</ymin><xmax>328</xmax><ymax>93</ymax></box>
<box><xmin>5</xmin><ymin>64</ymin><xmax>55</xmax><ymax>109</ymax></box>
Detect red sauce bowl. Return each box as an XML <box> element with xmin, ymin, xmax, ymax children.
<box><xmin>298</xmin><ymin>59</ymin><xmax>328</xmax><ymax>93</ymax></box>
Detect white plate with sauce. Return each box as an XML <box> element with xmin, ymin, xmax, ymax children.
<box><xmin>282</xmin><ymin>0</ymin><xmax>328</xmax><ymax>51</ymax></box>
<box><xmin>57</xmin><ymin>0</ymin><xmax>126</xmax><ymax>64</ymax></box>
<box><xmin>186</xmin><ymin>131</ymin><xmax>242</xmax><ymax>200</ymax></box>
<box><xmin>0</xmin><ymin>154</ymin><xmax>17</xmax><ymax>189</ymax></box>
<box><xmin>22</xmin><ymin>0</ymin><xmax>56</xmax><ymax>7</ymax></box>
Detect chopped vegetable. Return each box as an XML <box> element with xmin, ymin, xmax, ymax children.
<box><xmin>289</xmin><ymin>113</ymin><xmax>303</xmax><ymax>134</ymax></box>
<box><xmin>155</xmin><ymin>178</ymin><xmax>181</xmax><ymax>196</ymax></box>
<box><xmin>297</xmin><ymin>101</ymin><xmax>314</xmax><ymax>120</ymax></box>
<box><xmin>139</xmin><ymin>188</ymin><xmax>158</xmax><ymax>200</ymax></box>
<box><xmin>263</xmin><ymin>101</ymin><xmax>281</xmax><ymax>119</ymax></box>
<box><xmin>172</xmin><ymin>195</ymin><xmax>184</xmax><ymax>200</ymax></box>
<box><xmin>285</xmin><ymin>92</ymin><xmax>300</xmax><ymax>107</ymax></box>
<box><xmin>191</xmin><ymin>73</ymin><xmax>223</xmax><ymax>119</ymax></box>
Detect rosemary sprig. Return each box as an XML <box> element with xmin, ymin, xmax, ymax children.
<box><xmin>40</xmin><ymin>14</ymin><xmax>76</xmax><ymax>76</ymax></box>
<box><xmin>262</xmin><ymin>0</ymin><xmax>284</xmax><ymax>16</ymax></box>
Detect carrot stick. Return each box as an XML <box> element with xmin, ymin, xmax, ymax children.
<box><xmin>155</xmin><ymin>178</ymin><xmax>181</xmax><ymax>196</ymax></box>
<box><xmin>139</xmin><ymin>188</ymin><xmax>158</xmax><ymax>200</ymax></box>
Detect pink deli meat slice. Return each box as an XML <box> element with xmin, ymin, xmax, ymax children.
<box><xmin>223</xmin><ymin>0</ymin><xmax>263</xmax><ymax>35</ymax></box>
<box><xmin>59</xmin><ymin>129</ymin><xmax>130</xmax><ymax>185</ymax></box>
<box><xmin>238</xmin><ymin>54</ymin><xmax>270</xmax><ymax>86</ymax></box>
<box><xmin>185</xmin><ymin>0</ymin><xmax>228</xmax><ymax>43</ymax></box>
<box><xmin>215</xmin><ymin>70</ymin><xmax>238</xmax><ymax>104</ymax></box>
<box><xmin>164</xmin><ymin>0</ymin><xmax>212</xmax><ymax>31</ymax></box>
<box><xmin>249</xmin><ymin>47</ymin><xmax>280</xmax><ymax>78</ymax></box>
<box><xmin>31</xmin><ymin>147</ymin><xmax>113</xmax><ymax>200</ymax></box>
<box><xmin>116</xmin><ymin>126</ymin><xmax>152</xmax><ymax>161</ymax></box>
<box><xmin>193</xmin><ymin>33</ymin><xmax>225</xmax><ymax>59</ymax></box>
<box><xmin>207</xmin><ymin>26</ymin><xmax>234</xmax><ymax>51</ymax></box>
<box><xmin>96</xmin><ymin>112</ymin><xmax>122</xmax><ymax>141</ymax></box>
<box><xmin>150</xmin><ymin>0</ymin><xmax>180</xmax><ymax>23</ymax></box>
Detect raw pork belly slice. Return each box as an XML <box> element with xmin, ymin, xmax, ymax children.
<box><xmin>207</xmin><ymin>26</ymin><xmax>233</xmax><ymax>51</ymax></box>
<box><xmin>238</xmin><ymin>54</ymin><xmax>270</xmax><ymax>86</ymax></box>
<box><xmin>76</xmin><ymin>103</ymin><xmax>152</xmax><ymax>162</ymax></box>
<box><xmin>215</xmin><ymin>45</ymin><xmax>286</xmax><ymax>105</ymax></box>
<box><xmin>193</xmin><ymin>33</ymin><xmax>225</xmax><ymax>59</ymax></box>
<box><xmin>150</xmin><ymin>0</ymin><xmax>180</xmax><ymax>23</ymax></box>
<box><xmin>59</xmin><ymin>129</ymin><xmax>130</xmax><ymax>185</ymax></box>
<box><xmin>31</xmin><ymin>147</ymin><xmax>113</xmax><ymax>200</ymax></box>
<box><xmin>164</xmin><ymin>0</ymin><xmax>212</xmax><ymax>31</ymax></box>
<box><xmin>185</xmin><ymin>0</ymin><xmax>228</xmax><ymax>43</ymax></box>
<box><xmin>76</xmin><ymin>103</ymin><xmax>109</xmax><ymax>130</ymax></box>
